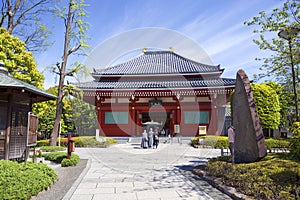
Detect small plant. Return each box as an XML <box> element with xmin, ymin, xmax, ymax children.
<box><xmin>34</xmin><ymin>149</ymin><xmax>43</xmax><ymax>157</ymax></box>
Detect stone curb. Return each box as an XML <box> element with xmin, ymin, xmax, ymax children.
<box><xmin>62</xmin><ymin>158</ymin><xmax>92</xmax><ymax>200</ymax></box>
<box><xmin>192</xmin><ymin>168</ymin><xmax>253</xmax><ymax>200</ymax></box>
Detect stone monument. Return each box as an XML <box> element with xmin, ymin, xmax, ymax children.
<box><xmin>232</xmin><ymin>69</ymin><xmax>267</xmax><ymax>163</ymax></box>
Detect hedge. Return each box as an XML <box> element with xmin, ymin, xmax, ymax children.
<box><xmin>36</xmin><ymin>136</ymin><xmax>117</xmax><ymax>147</ymax></box>
<box><xmin>191</xmin><ymin>136</ymin><xmax>229</xmax><ymax>148</ymax></box>
<box><xmin>191</xmin><ymin>136</ymin><xmax>291</xmax><ymax>150</ymax></box>
<box><xmin>0</xmin><ymin>160</ymin><xmax>57</xmax><ymax>200</ymax></box>
<box><xmin>43</xmin><ymin>152</ymin><xmax>80</xmax><ymax>167</ymax></box>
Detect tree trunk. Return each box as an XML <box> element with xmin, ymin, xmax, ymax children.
<box><xmin>49</xmin><ymin>0</ymin><xmax>73</xmax><ymax>146</ymax></box>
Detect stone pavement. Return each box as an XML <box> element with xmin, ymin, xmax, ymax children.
<box><xmin>63</xmin><ymin>143</ymin><xmax>232</xmax><ymax>200</ymax></box>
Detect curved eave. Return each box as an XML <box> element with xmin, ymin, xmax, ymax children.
<box><xmin>92</xmin><ymin>70</ymin><xmax>223</xmax><ymax>79</ymax></box>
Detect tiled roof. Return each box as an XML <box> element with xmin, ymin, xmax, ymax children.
<box><xmin>77</xmin><ymin>78</ymin><xmax>235</xmax><ymax>90</ymax></box>
<box><xmin>0</xmin><ymin>71</ymin><xmax>56</xmax><ymax>101</ymax></box>
<box><xmin>93</xmin><ymin>51</ymin><xmax>222</xmax><ymax>76</ymax></box>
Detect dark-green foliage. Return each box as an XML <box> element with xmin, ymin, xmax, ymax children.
<box><xmin>207</xmin><ymin>155</ymin><xmax>300</xmax><ymax>199</ymax></box>
<box><xmin>0</xmin><ymin>161</ymin><xmax>57</xmax><ymax>200</ymax></box>
<box><xmin>289</xmin><ymin>122</ymin><xmax>300</xmax><ymax>160</ymax></box>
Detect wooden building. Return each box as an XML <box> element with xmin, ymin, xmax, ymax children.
<box><xmin>0</xmin><ymin>67</ymin><xmax>56</xmax><ymax>160</ymax></box>
<box><xmin>77</xmin><ymin>50</ymin><xmax>235</xmax><ymax>137</ymax></box>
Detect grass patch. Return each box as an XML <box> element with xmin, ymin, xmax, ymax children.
<box><xmin>205</xmin><ymin>154</ymin><xmax>300</xmax><ymax>199</ymax></box>
<box><xmin>0</xmin><ymin>160</ymin><xmax>57</xmax><ymax>200</ymax></box>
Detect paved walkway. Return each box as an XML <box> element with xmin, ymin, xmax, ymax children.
<box><xmin>63</xmin><ymin>143</ymin><xmax>232</xmax><ymax>200</ymax></box>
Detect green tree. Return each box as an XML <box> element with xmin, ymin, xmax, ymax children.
<box><xmin>0</xmin><ymin>0</ymin><xmax>53</xmax><ymax>52</ymax></box>
<box><xmin>245</xmin><ymin>0</ymin><xmax>300</xmax><ymax>121</ymax></box>
<box><xmin>0</xmin><ymin>27</ymin><xmax>44</xmax><ymax>88</ymax></box>
<box><xmin>72</xmin><ymin>98</ymin><xmax>96</xmax><ymax>136</ymax></box>
<box><xmin>251</xmin><ymin>83</ymin><xmax>281</xmax><ymax>129</ymax></box>
<box><xmin>33</xmin><ymin>85</ymin><xmax>78</xmax><ymax>139</ymax></box>
<box><xmin>266</xmin><ymin>82</ymin><xmax>291</xmax><ymax>128</ymax></box>
<box><xmin>289</xmin><ymin>121</ymin><xmax>300</xmax><ymax>160</ymax></box>
<box><xmin>49</xmin><ymin>0</ymin><xmax>89</xmax><ymax>146</ymax></box>
<box><xmin>245</xmin><ymin>0</ymin><xmax>300</xmax><ymax>83</ymax></box>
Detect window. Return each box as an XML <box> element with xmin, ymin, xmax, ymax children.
<box><xmin>105</xmin><ymin>112</ymin><xmax>128</xmax><ymax>124</ymax></box>
<box><xmin>184</xmin><ymin>111</ymin><xmax>209</xmax><ymax>124</ymax></box>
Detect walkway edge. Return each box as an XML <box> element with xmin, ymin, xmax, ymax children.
<box><xmin>192</xmin><ymin>168</ymin><xmax>251</xmax><ymax>200</ymax></box>
<box><xmin>62</xmin><ymin>158</ymin><xmax>92</xmax><ymax>200</ymax></box>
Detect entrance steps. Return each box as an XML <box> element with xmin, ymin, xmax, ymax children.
<box><xmin>111</xmin><ymin>136</ymin><xmax>193</xmax><ymax>145</ymax></box>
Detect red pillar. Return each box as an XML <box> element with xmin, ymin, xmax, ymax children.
<box><xmin>208</xmin><ymin>97</ymin><xmax>218</xmax><ymax>135</ymax></box>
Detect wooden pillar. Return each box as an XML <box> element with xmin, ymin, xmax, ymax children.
<box><xmin>4</xmin><ymin>94</ymin><xmax>12</xmax><ymax>160</ymax></box>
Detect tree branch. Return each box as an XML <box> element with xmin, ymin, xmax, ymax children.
<box><xmin>68</xmin><ymin>44</ymin><xmax>81</xmax><ymax>55</ymax></box>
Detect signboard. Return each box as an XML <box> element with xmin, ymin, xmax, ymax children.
<box><xmin>198</xmin><ymin>126</ymin><xmax>207</xmax><ymax>136</ymax></box>
<box><xmin>27</xmin><ymin>112</ymin><xmax>38</xmax><ymax>146</ymax></box>
<box><xmin>174</xmin><ymin>124</ymin><xmax>180</xmax><ymax>134</ymax></box>
<box><xmin>149</xmin><ymin>100</ymin><xmax>162</xmax><ymax>107</ymax></box>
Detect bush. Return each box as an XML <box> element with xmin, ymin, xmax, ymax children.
<box><xmin>61</xmin><ymin>154</ymin><xmax>80</xmax><ymax>167</ymax></box>
<box><xmin>37</xmin><ymin>136</ymin><xmax>117</xmax><ymax>148</ymax></box>
<box><xmin>38</xmin><ymin>146</ymin><xmax>65</xmax><ymax>152</ymax></box>
<box><xmin>0</xmin><ymin>160</ymin><xmax>57</xmax><ymax>200</ymax></box>
<box><xmin>191</xmin><ymin>136</ymin><xmax>229</xmax><ymax>148</ymax></box>
<box><xmin>43</xmin><ymin>152</ymin><xmax>80</xmax><ymax>167</ymax></box>
<box><xmin>206</xmin><ymin>155</ymin><xmax>300</xmax><ymax>199</ymax></box>
<box><xmin>36</xmin><ymin>139</ymin><xmax>50</xmax><ymax>147</ymax></box>
<box><xmin>43</xmin><ymin>152</ymin><xmax>67</xmax><ymax>163</ymax></box>
<box><xmin>265</xmin><ymin>138</ymin><xmax>290</xmax><ymax>149</ymax></box>
<box><xmin>289</xmin><ymin>122</ymin><xmax>300</xmax><ymax>160</ymax></box>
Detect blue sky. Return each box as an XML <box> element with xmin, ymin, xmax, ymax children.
<box><xmin>35</xmin><ymin>0</ymin><xmax>282</xmax><ymax>89</ymax></box>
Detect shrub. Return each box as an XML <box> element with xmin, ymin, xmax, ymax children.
<box><xmin>191</xmin><ymin>136</ymin><xmax>229</xmax><ymax>148</ymax></box>
<box><xmin>38</xmin><ymin>146</ymin><xmax>65</xmax><ymax>152</ymax></box>
<box><xmin>43</xmin><ymin>152</ymin><xmax>80</xmax><ymax>167</ymax></box>
<box><xmin>0</xmin><ymin>160</ymin><xmax>57</xmax><ymax>200</ymax></box>
<box><xmin>206</xmin><ymin>155</ymin><xmax>300</xmax><ymax>199</ymax></box>
<box><xmin>43</xmin><ymin>152</ymin><xmax>67</xmax><ymax>163</ymax></box>
<box><xmin>36</xmin><ymin>139</ymin><xmax>50</xmax><ymax>147</ymax></box>
<box><xmin>265</xmin><ymin>138</ymin><xmax>290</xmax><ymax>149</ymax></box>
<box><xmin>37</xmin><ymin>136</ymin><xmax>117</xmax><ymax>148</ymax></box>
<box><xmin>61</xmin><ymin>154</ymin><xmax>80</xmax><ymax>167</ymax></box>
<box><xmin>289</xmin><ymin>122</ymin><xmax>300</xmax><ymax>160</ymax></box>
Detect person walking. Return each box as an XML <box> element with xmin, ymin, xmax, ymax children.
<box><xmin>141</xmin><ymin>129</ymin><xmax>148</xmax><ymax>149</ymax></box>
<box><xmin>148</xmin><ymin>127</ymin><xmax>154</xmax><ymax>148</ymax></box>
<box><xmin>153</xmin><ymin>128</ymin><xmax>159</xmax><ymax>149</ymax></box>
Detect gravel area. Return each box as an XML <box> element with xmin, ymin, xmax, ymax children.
<box><xmin>31</xmin><ymin>159</ymin><xmax>88</xmax><ymax>200</ymax></box>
